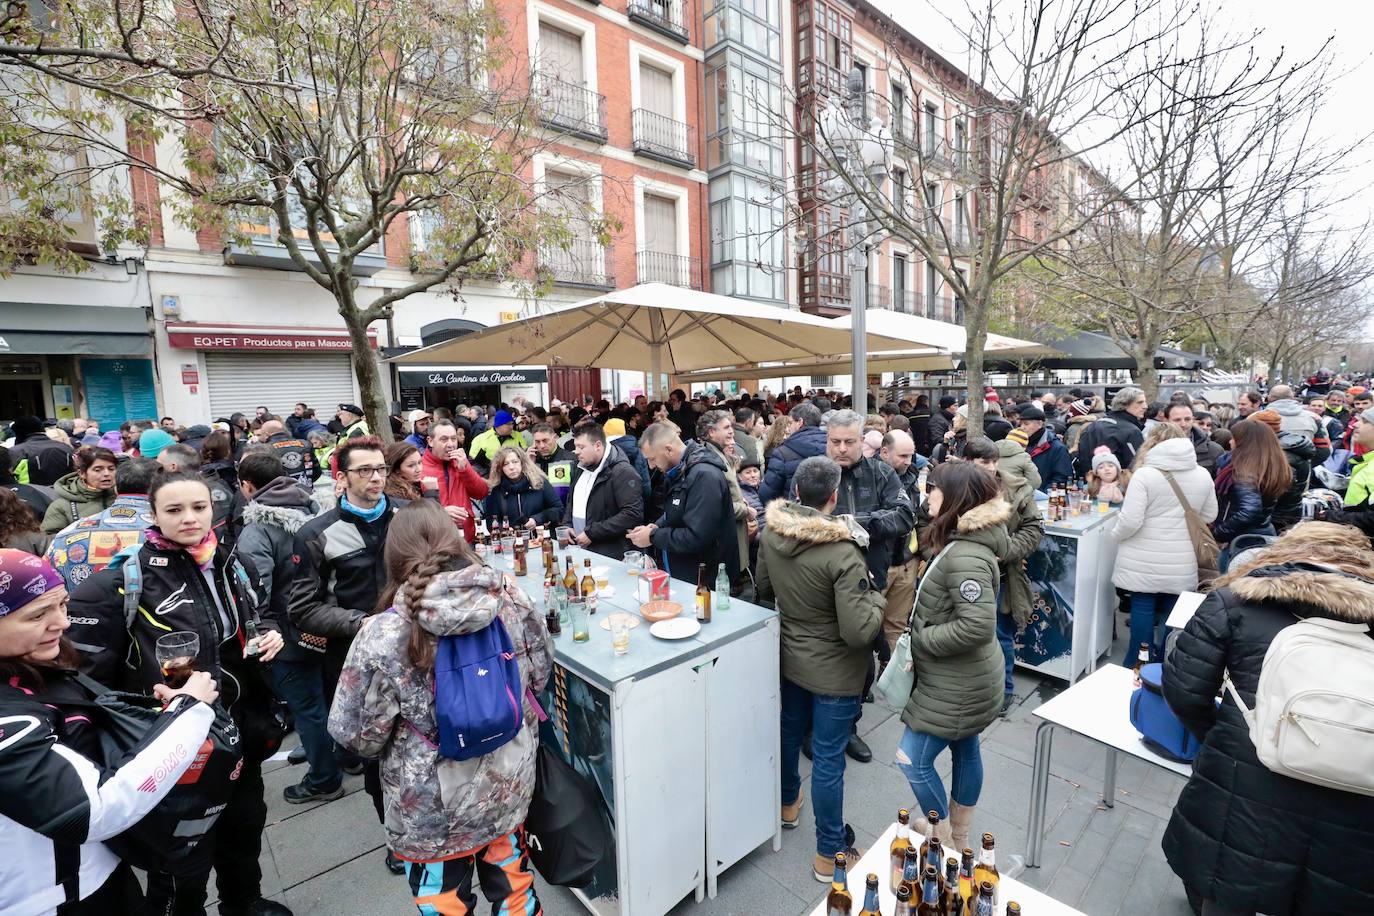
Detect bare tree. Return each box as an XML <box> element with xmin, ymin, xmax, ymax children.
<box><xmin>1050</xmin><ymin>11</ymin><xmax>1348</xmax><ymax>398</ymax></box>
<box><xmin>783</xmin><ymin>0</ymin><xmax>1202</xmax><ymax>432</ymax></box>
<box><xmin>1</xmin><ymin>0</ymin><xmax>607</xmax><ymax>440</ymax></box>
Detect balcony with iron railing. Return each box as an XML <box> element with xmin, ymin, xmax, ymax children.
<box><xmin>537</xmin><ymin>237</ymin><xmax>615</xmax><ymax>289</ymax></box>
<box><xmin>632</xmin><ymin>108</ymin><xmax>695</xmax><ymax>168</ymax></box>
<box><xmin>636</xmin><ymin>249</ymin><xmax>702</xmax><ymax>288</ymax></box>
<box><xmin>532</xmin><ymin>72</ymin><xmax>608</xmax><ymax>143</ymax></box>
<box><xmin>627</xmin><ymin>0</ymin><xmax>689</xmax><ymax>43</ymax></box>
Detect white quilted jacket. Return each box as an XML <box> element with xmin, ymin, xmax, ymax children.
<box><xmin>1111</xmin><ymin>438</ymin><xmax>1218</xmax><ymax>594</ymax></box>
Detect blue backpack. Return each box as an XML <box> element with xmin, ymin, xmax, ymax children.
<box><xmin>434</xmin><ymin>618</ymin><xmax>524</xmax><ymax>761</ymax></box>
<box><xmin>1129</xmin><ymin>663</ymin><xmax>1201</xmax><ymax>763</ymax></box>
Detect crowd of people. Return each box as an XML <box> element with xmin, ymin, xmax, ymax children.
<box><xmin>1</xmin><ymin>368</ymin><xmax>1371</xmax><ymax>915</ymax></box>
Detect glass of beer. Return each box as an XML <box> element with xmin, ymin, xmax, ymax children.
<box><xmin>623</xmin><ymin>551</ymin><xmax>643</xmax><ymax>576</ymax></box>
<box><xmin>156</xmin><ymin>631</ymin><xmax>200</xmax><ymax>688</ymax></box>
<box><xmin>556</xmin><ymin>526</ymin><xmax>574</xmax><ymax>549</ymax></box>
<box><xmin>609</xmin><ymin>614</ymin><xmax>632</xmax><ymax>656</ymax></box>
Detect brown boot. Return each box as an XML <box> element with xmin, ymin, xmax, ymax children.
<box><xmin>813</xmin><ymin>853</ymin><xmax>834</xmax><ymax>883</ymax></box>
<box><xmin>948</xmin><ymin>801</ymin><xmax>976</xmax><ymax>853</ymax></box>
<box><xmin>781</xmin><ymin>793</ymin><xmax>803</xmax><ymax>830</ymax></box>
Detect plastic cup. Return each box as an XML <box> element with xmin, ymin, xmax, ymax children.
<box><xmin>556</xmin><ymin>526</ymin><xmax>574</xmax><ymax>548</ymax></box>
<box><xmin>623</xmin><ymin>551</ymin><xmax>643</xmax><ymax>576</ymax></box>
<box><xmin>609</xmin><ymin>614</ymin><xmax>631</xmax><ymax>656</ymax></box>
<box><xmin>500</xmin><ymin>537</ymin><xmax>515</xmax><ymax>567</ymax></box>
<box><xmin>155</xmin><ymin>631</ymin><xmax>200</xmax><ymax>687</ymax></box>
<box><xmin>569</xmin><ymin>598</ymin><xmax>590</xmax><ymax>642</ymax></box>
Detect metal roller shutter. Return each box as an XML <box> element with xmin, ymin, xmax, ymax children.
<box><xmin>204</xmin><ymin>352</ymin><xmax>357</xmax><ymax>420</ymax></box>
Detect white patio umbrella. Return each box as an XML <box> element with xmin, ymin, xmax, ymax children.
<box><xmin>828</xmin><ymin>309</ymin><xmax>1053</xmax><ymax>359</ymax></box>
<box><xmin>389</xmin><ymin>284</ymin><xmax>921</xmax><ymax>396</ymax></box>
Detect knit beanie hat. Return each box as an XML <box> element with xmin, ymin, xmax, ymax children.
<box><xmin>138</xmin><ymin>428</ymin><xmax>176</xmax><ymax>458</ymax></box>
<box><xmin>1091</xmin><ymin>445</ymin><xmax>1120</xmax><ymax>473</ymax></box>
<box><xmin>602</xmin><ymin>418</ymin><xmax>627</xmax><ymax>438</ymax></box>
<box><xmin>1006</xmin><ymin>427</ymin><xmax>1030</xmax><ymax>448</ymax></box>
<box><xmin>1068</xmin><ymin>398</ymin><xmax>1094</xmax><ymax>417</ymax></box>
<box><xmin>1249</xmin><ymin>410</ymin><xmax>1282</xmax><ymax>435</ymax></box>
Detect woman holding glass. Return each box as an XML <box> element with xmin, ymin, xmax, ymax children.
<box><xmin>65</xmin><ymin>468</ymin><xmax>291</xmax><ymax>916</ymax></box>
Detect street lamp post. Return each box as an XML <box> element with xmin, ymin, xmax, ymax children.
<box><xmin>819</xmin><ymin>68</ymin><xmax>891</xmax><ymax>416</ymax></box>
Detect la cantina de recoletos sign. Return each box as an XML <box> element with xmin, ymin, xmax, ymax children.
<box><xmin>400</xmin><ymin>369</ymin><xmax>548</xmax><ymax>386</ymax></box>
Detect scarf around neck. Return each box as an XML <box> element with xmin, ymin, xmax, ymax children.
<box><xmin>341</xmin><ymin>492</ymin><xmax>388</xmax><ymax>523</ymax></box>
<box><xmin>145</xmin><ymin>526</ymin><xmax>219</xmax><ymax>571</ymax></box>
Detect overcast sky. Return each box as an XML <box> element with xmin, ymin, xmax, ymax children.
<box><xmin>870</xmin><ymin>0</ymin><xmax>1374</xmax><ymax>232</ymax></box>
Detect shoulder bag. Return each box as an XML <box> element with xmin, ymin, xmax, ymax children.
<box><xmin>1160</xmin><ymin>470</ymin><xmax>1220</xmax><ymax>586</ymax></box>
<box><xmin>875</xmin><ymin>544</ymin><xmax>952</xmax><ymax>709</ymax></box>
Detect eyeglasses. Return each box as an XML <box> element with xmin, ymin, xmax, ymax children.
<box><xmin>346</xmin><ymin>466</ymin><xmax>390</xmax><ymax>478</ymax></box>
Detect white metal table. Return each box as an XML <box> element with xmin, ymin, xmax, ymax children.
<box><xmin>809</xmin><ymin>822</ymin><xmax>1086</xmax><ymax>915</ymax></box>
<box><xmin>1026</xmin><ymin>664</ymin><xmax>1192</xmax><ymax>867</ymax></box>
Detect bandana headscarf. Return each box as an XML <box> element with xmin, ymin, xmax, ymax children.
<box><xmin>144</xmin><ymin>527</ymin><xmax>220</xmax><ymax>571</ymax></box>
<box><xmin>0</xmin><ymin>550</ymin><xmax>66</xmax><ymax>617</ymax></box>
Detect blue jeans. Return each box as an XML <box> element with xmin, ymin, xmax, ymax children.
<box><xmin>1124</xmin><ymin>592</ymin><xmax>1177</xmax><ymax>665</ymax></box>
<box><xmin>272</xmin><ymin>658</ymin><xmax>342</xmax><ymax>790</ymax></box>
<box><xmin>780</xmin><ymin>679</ymin><xmax>861</xmax><ymax>857</ymax></box>
<box><xmin>996</xmin><ymin>610</ymin><xmax>1016</xmax><ymax>697</ymax></box>
<box><xmin>895</xmin><ymin>728</ymin><xmax>984</xmax><ymax>820</ymax></box>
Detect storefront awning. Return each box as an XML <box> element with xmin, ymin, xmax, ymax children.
<box><xmin>0</xmin><ymin>302</ymin><xmax>151</xmax><ymax>357</ymax></box>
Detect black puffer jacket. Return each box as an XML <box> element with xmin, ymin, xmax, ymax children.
<box><xmin>926</xmin><ymin>408</ymin><xmax>954</xmax><ymax>451</ymax></box>
<box><xmin>1273</xmin><ymin>432</ymin><xmax>1316</xmax><ymax>530</ymax></box>
<box><xmin>650</xmin><ymin>440</ymin><xmax>739</xmax><ymax>583</ymax></box>
<box><xmin>483</xmin><ymin>475</ymin><xmax>563</xmax><ymax>528</ymax></box>
<box><xmin>1072</xmin><ymin>410</ymin><xmax>1144</xmax><ymax>477</ymax></box>
<box><xmin>8</xmin><ymin>432</ymin><xmax>73</xmax><ymax>486</ymax></box>
<box><xmin>1162</xmin><ymin>562</ymin><xmax>1374</xmax><ymax>914</ymax></box>
<box><xmin>759</xmin><ymin>425</ymin><xmax>826</xmax><ymax>504</ymax></box>
<box><xmin>1213</xmin><ymin>461</ymin><xmax>1277</xmax><ymax>544</ymax></box>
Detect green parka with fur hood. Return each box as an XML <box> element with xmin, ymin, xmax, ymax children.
<box><xmin>902</xmin><ymin>498</ymin><xmax>1010</xmax><ymax>740</ymax></box>
<box><xmin>756</xmin><ymin>499</ymin><xmax>885</xmax><ymax>697</ymax></box>
<box><xmin>996</xmin><ymin>440</ymin><xmax>1046</xmax><ymax>630</ymax></box>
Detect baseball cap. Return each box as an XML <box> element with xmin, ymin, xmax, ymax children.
<box><xmin>405</xmin><ymin>409</ymin><xmax>432</xmax><ymax>424</ymax></box>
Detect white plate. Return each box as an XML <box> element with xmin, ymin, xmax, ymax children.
<box><xmin>649</xmin><ymin>617</ymin><xmax>701</xmax><ymax>640</ymax></box>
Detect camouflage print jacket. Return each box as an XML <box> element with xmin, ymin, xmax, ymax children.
<box><xmin>328</xmin><ymin>563</ymin><xmax>553</xmax><ymax>861</ymax></box>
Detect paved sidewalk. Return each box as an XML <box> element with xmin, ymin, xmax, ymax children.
<box><xmin>211</xmin><ymin>630</ymin><xmax>1194</xmax><ymax>915</ymax></box>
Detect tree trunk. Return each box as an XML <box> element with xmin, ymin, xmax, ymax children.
<box><xmin>964</xmin><ymin>298</ymin><xmax>989</xmax><ymax>437</ymax></box>
<box><xmin>1132</xmin><ymin>342</ymin><xmax>1160</xmax><ymax>401</ymax></box>
<box><xmin>338</xmin><ymin>296</ymin><xmax>394</xmax><ymax>446</ymax></box>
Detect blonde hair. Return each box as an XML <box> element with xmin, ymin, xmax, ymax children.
<box><xmin>1131</xmin><ymin>423</ymin><xmax>1184</xmax><ymax>470</ymax></box>
<box><xmin>1218</xmin><ymin>521</ymin><xmax>1374</xmax><ymax>588</ymax></box>
<box><xmin>762</xmin><ymin>416</ymin><xmax>791</xmax><ymax>457</ymax></box>
<box><xmin>486</xmin><ymin>445</ymin><xmax>546</xmax><ymax>489</ymax></box>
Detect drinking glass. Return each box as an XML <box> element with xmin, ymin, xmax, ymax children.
<box><xmin>556</xmin><ymin>526</ymin><xmax>574</xmax><ymax>548</ymax></box>
<box><xmin>609</xmin><ymin>614</ymin><xmax>632</xmax><ymax>656</ymax></box>
<box><xmin>156</xmin><ymin>631</ymin><xmax>200</xmax><ymax>688</ymax></box>
<box><xmin>623</xmin><ymin>551</ymin><xmax>643</xmax><ymax>577</ymax></box>
<box><xmin>569</xmin><ymin>598</ymin><xmax>591</xmax><ymax>643</ymax></box>
<box><xmin>500</xmin><ymin>536</ymin><xmax>516</xmax><ymax>567</ymax></box>
<box><xmin>1067</xmin><ymin>491</ymin><xmax>1082</xmax><ymax>516</ymax></box>
<box><xmin>594</xmin><ymin>568</ymin><xmax>610</xmax><ymax>591</ymax></box>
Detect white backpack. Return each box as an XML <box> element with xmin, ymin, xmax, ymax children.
<box><xmin>1223</xmin><ymin>616</ymin><xmax>1374</xmax><ymax>797</ymax></box>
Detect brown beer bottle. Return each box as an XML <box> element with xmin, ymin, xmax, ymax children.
<box><xmin>513</xmin><ymin>537</ymin><xmax>528</xmax><ymax>577</ymax></box>
<box><xmin>890</xmin><ymin>808</ymin><xmax>913</xmax><ymax>893</ymax></box>
<box><xmin>1005</xmin><ymin>903</ymin><xmax>1022</xmax><ymax>916</ymax></box>
<box><xmin>1133</xmin><ymin>642</ymin><xmax>1150</xmax><ymax>686</ymax></box>
<box><xmin>893</xmin><ymin>885</ymin><xmax>914</xmax><ymax>916</ymax></box>
<box><xmin>857</xmin><ymin>874</ymin><xmax>881</xmax><ymax>916</ymax></box>
<box><xmin>918</xmin><ymin>811</ymin><xmax>941</xmax><ymax>866</ymax></box>
<box><xmin>580</xmin><ymin>559</ymin><xmax>597</xmax><ymax>613</ymax></box>
<box><xmin>899</xmin><ymin>845</ymin><xmax>921</xmax><ymax>901</ymax></box>
<box><xmin>915</xmin><ymin>865</ymin><xmax>942</xmax><ymax>915</ymax></box>
<box><xmin>826</xmin><ymin>852</ymin><xmax>852</xmax><ymax>916</ymax></box>
<box><xmin>562</xmin><ymin>556</ymin><xmax>578</xmax><ymax>598</ymax></box>
<box><xmin>695</xmin><ymin>563</ymin><xmax>712</xmax><ymax>623</ymax></box>
<box><xmin>942</xmin><ymin>857</ymin><xmax>960</xmax><ymax>915</ymax></box>
<box><xmin>971</xmin><ymin>834</ymin><xmax>999</xmax><ymax>909</ymax></box>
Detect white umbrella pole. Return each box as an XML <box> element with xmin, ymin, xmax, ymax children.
<box><xmin>851</xmin><ymin>268</ymin><xmax>868</xmax><ymax>415</ymax></box>
<box><xmin>648</xmin><ymin>308</ymin><xmax>663</xmax><ymax>400</ymax></box>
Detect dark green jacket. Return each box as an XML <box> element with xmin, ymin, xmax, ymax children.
<box><xmin>996</xmin><ymin>440</ymin><xmax>1046</xmax><ymax>630</ymax></box>
<box><xmin>902</xmin><ymin>498</ymin><xmax>1010</xmax><ymax>740</ymax></box>
<box><xmin>756</xmin><ymin>500</ymin><xmax>884</xmax><ymax>697</ymax></box>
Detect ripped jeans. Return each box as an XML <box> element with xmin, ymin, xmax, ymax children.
<box><xmin>894</xmin><ymin>727</ymin><xmax>984</xmax><ymax>821</ymax></box>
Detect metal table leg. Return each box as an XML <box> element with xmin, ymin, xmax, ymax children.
<box><xmin>1025</xmin><ymin>721</ymin><xmax>1055</xmax><ymax>867</ymax></box>
<box><xmin>1103</xmin><ymin>747</ymin><xmax>1118</xmax><ymax>808</ymax></box>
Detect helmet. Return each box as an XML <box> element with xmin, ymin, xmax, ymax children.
<box><xmin>1302</xmin><ymin>488</ymin><xmax>1345</xmax><ymax>520</ymax></box>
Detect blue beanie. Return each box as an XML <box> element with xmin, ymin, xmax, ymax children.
<box><xmin>138</xmin><ymin>428</ymin><xmax>176</xmax><ymax>458</ymax></box>
<box><xmin>493</xmin><ymin>410</ymin><xmax>515</xmax><ymax>429</ymax></box>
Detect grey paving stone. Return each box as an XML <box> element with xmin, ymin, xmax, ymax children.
<box><xmin>279</xmin><ymin>849</ymin><xmax>413</xmax><ymax>916</ymax></box>
<box><xmin>266</xmin><ymin>788</ymin><xmax>388</xmax><ymax>888</ymax></box>
<box><xmin>669</xmin><ymin>860</ymin><xmax>812</xmax><ymax>915</ymax></box>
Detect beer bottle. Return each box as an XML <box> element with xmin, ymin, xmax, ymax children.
<box><xmin>1005</xmin><ymin>903</ymin><xmax>1022</xmax><ymax>916</ymax></box>
<box><xmin>924</xmin><ymin>837</ymin><xmax>945</xmax><ymax>896</ymax></box>
<box><xmin>972</xmin><ymin>881</ymin><xmax>995</xmax><ymax>916</ymax></box>
<box><xmin>563</xmin><ymin>556</ymin><xmax>578</xmax><ymax>598</ymax></box>
<box><xmin>890</xmin><ymin>808</ymin><xmax>912</xmax><ymax>893</ymax></box>
<box><xmin>942</xmin><ymin>857</ymin><xmax>960</xmax><ymax>916</ymax></box>
<box><xmin>899</xmin><ymin>845</ymin><xmax>921</xmax><ymax>901</ymax></box>
<box><xmin>581</xmin><ymin>559</ymin><xmax>597</xmax><ymax>614</ymax></box>
<box><xmin>971</xmin><ymin>834</ymin><xmax>998</xmax><ymax>909</ymax></box>
<box><xmin>915</xmin><ymin>865</ymin><xmax>942</xmax><ymax>916</ymax></box>
<box><xmin>893</xmin><ymin>885</ymin><xmax>914</xmax><ymax>916</ymax></box>
<box><xmin>958</xmin><ymin>848</ymin><xmax>975</xmax><ymax>911</ymax></box>
<box><xmin>918</xmin><ymin>811</ymin><xmax>941</xmax><ymax>865</ymax></box>
<box><xmin>513</xmin><ymin>537</ymin><xmax>528</xmax><ymax>577</ymax></box>
<box><xmin>695</xmin><ymin>563</ymin><xmax>712</xmax><ymax>623</ymax></box>
<box><xmin>541</xmin><ymin>530</ymin><xmax>556</xmax><ymax>569</ymax></box>
<box><xmin>826</xmin><ymin>852</ymin><xmax>852</xmax><ymax>916</ymax></box>
<box><xmin>1133</xmin><ymin>642</ymin><xmax>1150</xmax><ymax>686</ymax></box>
<box><xmin>857</xmin><ymin>873</ymin><xmax>881</xmax><ymax>916</ymax></box>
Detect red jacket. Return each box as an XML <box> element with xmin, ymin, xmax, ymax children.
<box><xmin>419</xmin><ymin>450</ymin><xmax>490</xmax><ymax>541</ymax></box>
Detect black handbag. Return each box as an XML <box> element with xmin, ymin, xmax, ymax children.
<box><xmin>522</xmin><ymin>688</ymin><xmax>612</xmax><ymax>888</ymax></box>
<box><xmin>71</xmin><ymin>673</ymin><xmax>245</xmax><ymax>876</ymax></box>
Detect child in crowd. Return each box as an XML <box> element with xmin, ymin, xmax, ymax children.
<box><xmin>1086</xmin><ymin>446</ymin><xmax>1129</xmax><ymax>503</ymax></box>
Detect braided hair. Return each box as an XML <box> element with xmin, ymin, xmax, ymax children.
<box><xmin>379</xmin><ymin>500</ymin><xmax>475</xmax><ymax>672</ymax></box>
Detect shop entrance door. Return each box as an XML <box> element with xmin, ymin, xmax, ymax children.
<box><xmin>0</xmin><ymin>378</ymin><xmax>45</xmax><ymax>423</ymax></box>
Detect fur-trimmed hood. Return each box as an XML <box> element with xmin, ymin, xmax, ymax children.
<box><xmin>763</xmin><ymin>499</ymin><xmax>868</xmax><ymax>554</ymax></box>
<box><xmin>956</xmin><ymin>497</ymin><xmax>1013</xmax><ymax>533</ymax></box>
<box><xmin>1226</xmin><ymin>561</ymin><xmax>1374</xmax><ymax>623</ymax></box>
<box><xmin>241</xmin><ymin>499</ymin><xmax>313</xmax><ymax>535</ymax></box>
